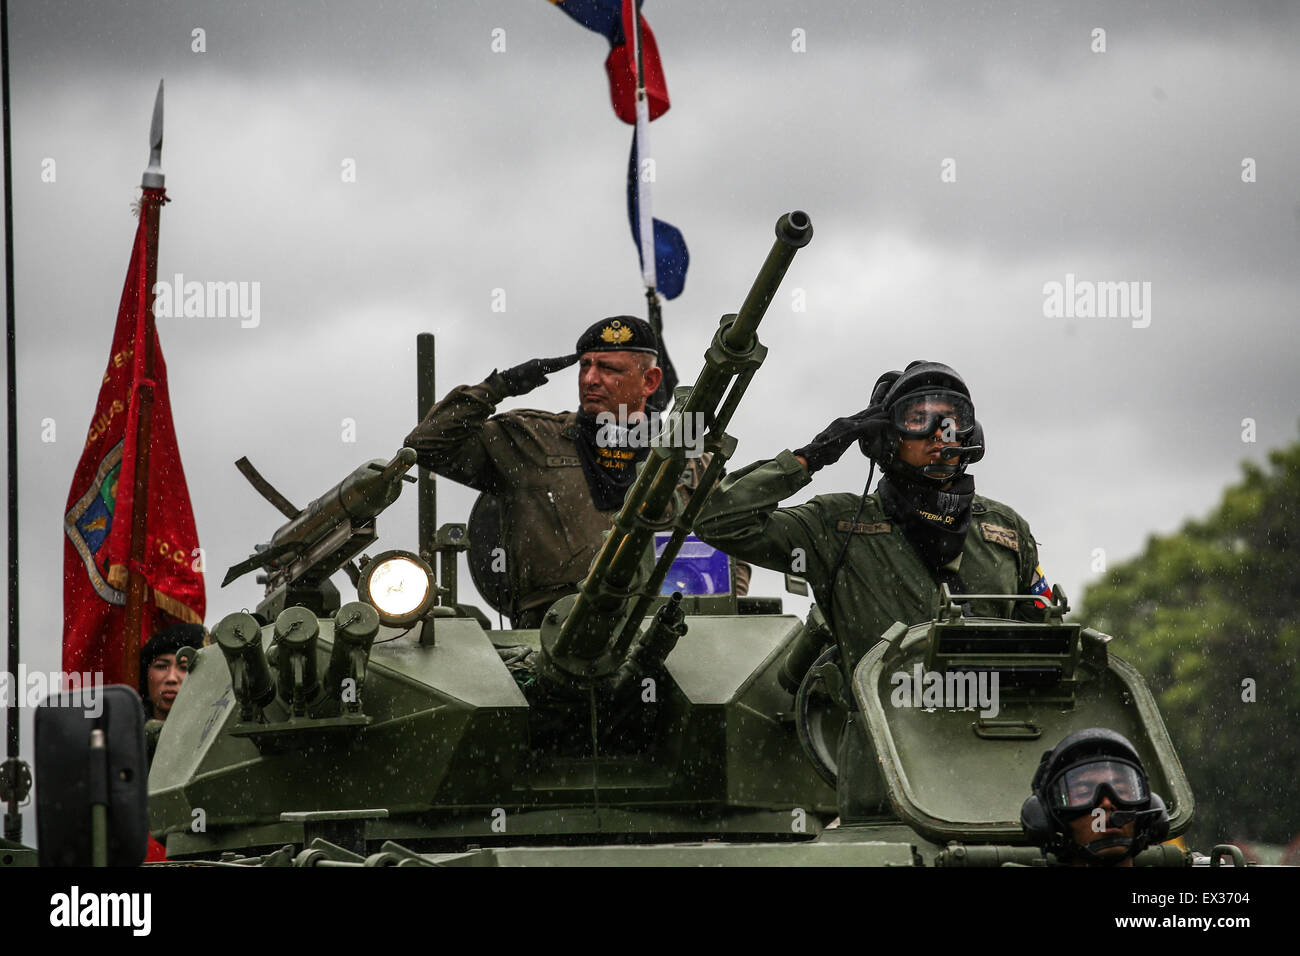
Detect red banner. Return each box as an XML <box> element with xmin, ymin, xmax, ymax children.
<box><xmin>62</xmin><ymin>188</ymin><xmax>204</xmax><ymax>686</ymax></box>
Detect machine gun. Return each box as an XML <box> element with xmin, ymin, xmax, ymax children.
<box><xmin>209</xmin><ymin>450</ymin><xmax>417</xmax><ymax>734</ymax></box>
<box><xmin>222</xmin><ymin>448</ymin><xmax>417</xmax><ymax>618</ymax></box>
<box><xmin>532</xmin><ymin>210</ymin><xmax>814</xmax><ymax>701</ymax></box>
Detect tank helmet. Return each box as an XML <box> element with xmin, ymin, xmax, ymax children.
<box><xmin>1020</xmin><ymin>728</ymin><xmax>1170</xmax><ymax>865</ymax></box>
<box><xmin>859</xmin><ymin>360</ymin><xmax>985</xmax><ymax>481</ymax></box>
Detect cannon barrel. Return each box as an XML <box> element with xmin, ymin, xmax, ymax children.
<box><xmin>727</xmin><ymin>210</ymin><xmax>814</xmax><ymax>350</ymax></box>
<box><xmin>611</xmin><ymin>591</ymin><xmax>688</xmax><ymax>698</ymax></box>
<box><xmin>541</xmin><ymin>211</ymin><xmax>813</xmax><ymax>678</ymax></box>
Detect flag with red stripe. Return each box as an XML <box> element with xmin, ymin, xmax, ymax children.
<box><xmin>551</xmin><ymin>0</ymin><xmax>670</xmax><ymax>123</ymax></box>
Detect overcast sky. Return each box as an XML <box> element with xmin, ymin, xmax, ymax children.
<box><xmin>3</xmin><ymin>1</ymin><xmax>1298</xmax><ymax>791</ymax></box>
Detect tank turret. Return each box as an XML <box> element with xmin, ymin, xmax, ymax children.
<box><xmin>148</xmin><ymin>213</ymin><xmax>851</xmax><ymax>861</ymax></box>
<box><xmin>143</xmin><ymin>212</ymin><xmax>1226</xmax><ymax>868</ymax></box>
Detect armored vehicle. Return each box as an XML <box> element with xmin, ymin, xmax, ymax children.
<box><xmin>135</xmin><ymin>212</ymin><xmax>1217</xmax><ymax>866</ymax></box>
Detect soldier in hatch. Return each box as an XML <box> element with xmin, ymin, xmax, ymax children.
<box><xmin>694</xmin><ymin>360</ymin><xmax>1051</xmax><ymax>819</ymax></box>
<box><xmin>1020</xmin><ymin>728</ymin><xmax>1170</xmax><ymax>866</ymax></box>
<box><xmin>406</xmin><ymin>316</ymin><xmax>745</xmax><ymax>628</ymax></box>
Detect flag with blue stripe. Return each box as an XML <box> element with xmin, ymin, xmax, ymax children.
<box><xmin>627</xmin><ymin>127</ymin><xmax>688</xmax><ymax>299</ymax></box>
<box><xmin>551</xmin><ymin>0</ymin><xmax>669</xmax><ymax>123</ymax></box>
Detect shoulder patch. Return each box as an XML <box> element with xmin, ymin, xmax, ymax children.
<box><xmin>545</xmin><ymin>455</ymin><xmax>580</xmax><ymax>468</ymax></box>
<box><xmin>979</xmin><ymin>522</ymin><xmax>1019</xmax><ymax>551</ymax></box>
<box><xmin>836</xmin><ymin>520</ymin><xmax>892</xmax><ymax>535</ymax></box>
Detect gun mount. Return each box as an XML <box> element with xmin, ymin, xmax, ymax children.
<box><xmin>536</xmin><ymin>210</ymin><xmax>814</xmax><ymax>686</ymax></box>
<box><xmin>223</xmin><ymin>447</ymin><xmax>417</xmax><ymax>619</ymax></box>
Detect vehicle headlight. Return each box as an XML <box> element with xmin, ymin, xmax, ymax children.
<box><xmin>357</xmin><ymin>550</ymin><xmax>435</xmax><ymax>626</ymax></box>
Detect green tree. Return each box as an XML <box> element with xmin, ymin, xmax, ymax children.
<box><xmin>1078</xmin><ymin>438</ymin><xmax>1300</xmax><ymax>851</ymax></box>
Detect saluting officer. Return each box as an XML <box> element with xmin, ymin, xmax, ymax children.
<box><xmin>407</xmin><ymin>316</ymin><xmax>677</xmax><ymax>628</ymax></box>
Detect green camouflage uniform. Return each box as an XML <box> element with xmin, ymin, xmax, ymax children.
<box><xmin>694</xmin><ymin>450</ymin><xmax>1041</xmax><ymax>671</ymax></box>
<box><xmin>694</xmin><ymin>449</ymin><xmax>1043</xmax><ymax>821</ymax></box>
<box><xmin>406</xmin><ymin>377</ymin><xmax>745</xmax><ymax>627</ymax></box>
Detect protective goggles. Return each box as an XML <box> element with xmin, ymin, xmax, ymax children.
<box><xmin>1047</xmin><ymin>759</ymin><xmax>1149</xmax><ymax>813</ymax></box>
<box><xmin>891</xmin><ymin>390</ymin><xmax>976</xmax><ymax>440</ymax></box>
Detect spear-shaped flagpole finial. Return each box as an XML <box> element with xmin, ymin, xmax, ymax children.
<box><xmin>142</xmin><ymin>78</ymin><xmax>164</xmax><ymax>188</ymax></box>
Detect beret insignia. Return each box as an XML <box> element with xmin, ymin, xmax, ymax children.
<box><xmin>576</xmin><ymin>315</ymin><xmax>658</xmax><ymax>354</ymax></box>
<box><xmin>601</xmin><ymin>321</ymin><xmax>634</xmax><ymax>345</ymax></box>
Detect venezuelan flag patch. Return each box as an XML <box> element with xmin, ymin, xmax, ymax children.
<box><xmin>1030</xmin><ymin>564</ymin><xmax>1054</xmax><ymax>608</ymax></box>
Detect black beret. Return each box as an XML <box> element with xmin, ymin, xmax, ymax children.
<box><xmin>574</xmin><ymin>315</ymin><xmax>660</xmax><ymax>356</ymax></box>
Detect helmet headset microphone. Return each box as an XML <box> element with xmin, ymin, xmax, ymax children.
<box><xmin>1020</xmin><ymin>728</ymin><xmax>1171</xmax><ymax>866</ymax></box>
<box><xmin>823</xmin><ymin>361</ymin><xmax>985</xmax><ymax>628</ymax></box>
<box><xmin>860</xmin><ymin>361</ymin><xmax>985</xmax><ymax>484</ymax></box>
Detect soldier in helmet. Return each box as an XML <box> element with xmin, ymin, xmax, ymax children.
<box><xmin>694</xmin><ymin>360</ymin><xmax>1050</xmax><ymax>818</ymax></box>
<box><xmin>407</xmin><ymin>316</ymin><xmax>745</xmax><ymax>628</ymax></box>
<box><xmin>1020</xmin><ymin>728</ymin><xmax>1170</xmax><ymax>866</ymax></box>
<box><xmin>696</xmin><ymin>360</ymin><xmax>1050</xmax><ymax>670</ymax></box>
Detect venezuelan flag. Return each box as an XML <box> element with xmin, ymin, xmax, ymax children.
<box><xmin>1030</xmin><ymin>564</ymin><xmax>1054</xmax><ymax>609</ymax></box>
<box><xmin>551</xmin><ymin>0</ymin><xmax>670</xmax><ymax>123</ymax></box>
<box><xmin>627</xmin><ymin>128</ymin><xmax>688</xmax><ymax>299</ymax></box>
<box><xmin>551</xmin><ymin>0</ymin><xmax>623</xmax><ymax>41</ymax></box>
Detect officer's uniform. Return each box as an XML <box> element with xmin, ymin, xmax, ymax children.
<box><xmin>406</xmin><ymin>374</ymin><xmax>748</xmax><ymax>627</ymax></box>
<box><xmin>694</xmin><ymin>450</ymin><xmax>1041</xmax><ymax>672</ymax></box>
<box><xmin>406</xmin><ymin>375</ymin><xmax>611</xmax><ymax>627</ymax></box>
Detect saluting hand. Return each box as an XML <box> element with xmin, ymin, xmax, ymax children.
<box><xmin>794</xmin><ymin>404</ymin><xmax>889</xmax><ymax>474</ymax></box>
<box><xmin>495</xmin><ymin>353</ymin><xmax>579</xmax><ymax>396</ymax></box>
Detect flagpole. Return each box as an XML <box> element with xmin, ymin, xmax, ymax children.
<box><xmin>120</xmin><ymin>81</ymin><xmax>166</xmax><ymax>691</ymax></box>
<box><xmin>630</xmin><ymin>6</ymin><xmax>656</xmax><ymax>295</ymax></box>
<box><xmin>630</xmin><ymin>3</ymin><xmax>665</xmax><ymax>339</ymax></box>
<box><xmin>1</xmin><ymin>0</ymin><xmax>33</xmax><ymax>845</ymax></box>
